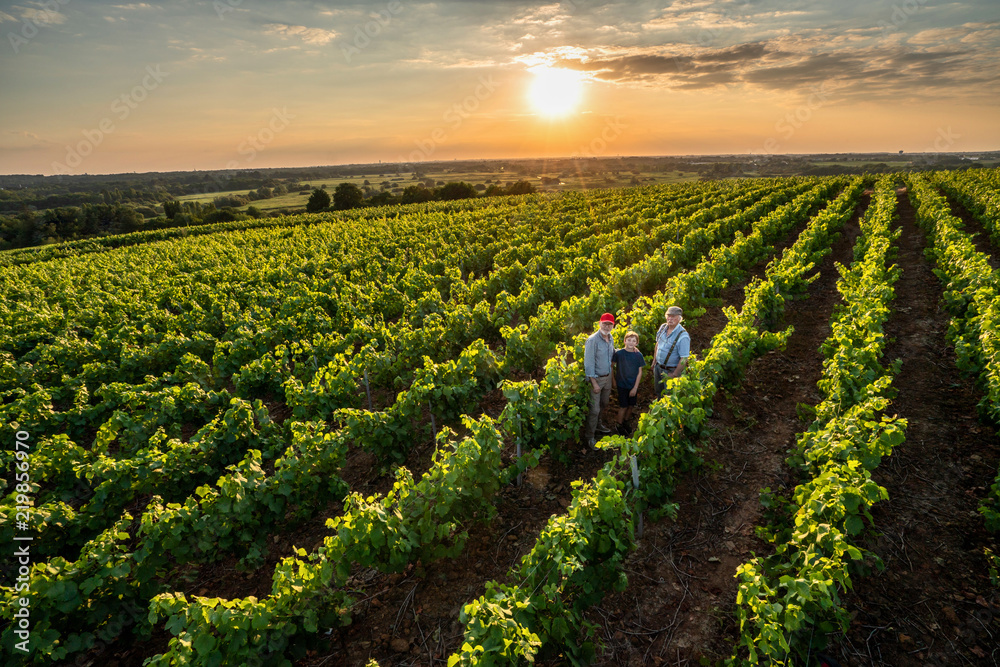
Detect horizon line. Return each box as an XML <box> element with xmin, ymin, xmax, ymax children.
<box><xmin>3</xmin><ymin>149</ymin><xmax>999</xmax><ymax>180</ymax></box>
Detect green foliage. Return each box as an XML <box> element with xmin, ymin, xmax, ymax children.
<box><xmin>450</xmin><ymin>176</ymin><xmax>865</xmax><ymax>667</ymax></box>
<box><xmin>732</xmin><ymin>175</ymin><xmax>908</xmax><ymax>664</ymax></box>
<box><xmin>0</xmin><ymin>173</ymin><xmax>904</xmax><ymax>665</ymax></box>
<box><xmin>909</xmin><ymin>173</ymin><xmax>1000</xmax><ymax>537</ymax></box>
<box><xmin>986</xmin><ymin>548</ymin><xmax>1000</xmax><ymax>589</ymax></box>
<box><xmin>305</xmin><ymin>187</ymin><xmax>331</xmax><ymax>212</ymax></box>
<box><xmin>332</xmin><ymin>182</ymin><xmax>363</xmax><ymax>210</ymax></box>
<box><xmin>450</xmin><ymin>469</ymin><xmax>633</xmax><ymax>665</ymax></box>
<box><xmin>1</xmin><ymin>515</ymin><xmax>156</xmax><ymax>663</ymax></box>
<box><xmin>334</xmin><ymin>339</ymin><xmax>499</xmax><ymax>464</ymax></box>
<box><xmin>151</xmin><ymin>416</ymin><xmax>505</xmax><ymax>665</ymax></box>
<box><xmin>500</xmin><ymin>342</ymin><xmax>588</xmax><ymax>461</ymax></box>
<box><xmin>437</xmin><ymin>181</ymin><xmax>479</xmax><ymax>201</ymax></box>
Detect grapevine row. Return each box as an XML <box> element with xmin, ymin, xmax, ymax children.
<box><xmin>447</xmin><ymin>178</ymin><xmax>865</xmax><ymax>664</ymax></box>
<box><xmin>0</xmin><ymin>178</ymin><xmax>847</xmax><ymax>663</ymax></box>
<box><xmin>929</xmin><ymin>167</ymin><xmax>1000</xmax><ymax>247</ymax></box>
<box><xmin>731</xmin><ymin>175</ymin><xmax>906</xmax><ymax>664</ymax></box>
<box><xmin>907</xmin><ymin>174</ymin><xmax>1000</xmax><ymax>538</ymax></box>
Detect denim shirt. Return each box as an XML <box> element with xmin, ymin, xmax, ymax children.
<box><xmin>584</xmin><ymin>330</ymin><xmax>615</xmax><ymax>378</ymax></box>
<box><xmin>655</xmin><ymin>324</ymin><xmax>690</xmax><ymax>367</ymax></box>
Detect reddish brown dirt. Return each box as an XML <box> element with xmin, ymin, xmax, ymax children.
<box><xmin>828</xmin><ymin>192</ymin><xmax>1000</xmax><ymax>666</ymax></box>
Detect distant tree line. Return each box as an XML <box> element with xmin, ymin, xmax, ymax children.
<box><xmin>0</xmin><ymin>177</ymin><xmax>306</xmax><ymax>250</ymax></box>
<box><xmin>0</xmin><ymin>201</ymin><xmax>273</xmax><ymax>251</ymax></box>
<box><xmin>0</xmin><ymin>179</ymin><xmax>538</xmax><ymax>251</ymax></box>
<box><xmin>1</xmin><ymin>204</ymin><xmax>147</xmax><ymax>249</ymax></box>
<box><xmin>0</xmin><ymin>186</ymin><xmax>173</xmax><ymax>214</ymax></box>
<box><xmin>0</xmin><ymin>173</ymin><xmax>305</xmax><ymax>214</ymax></box>
<box><xmin>211</xmin><ymin>184</ymin><xmax>290</xmax><ymax>208</ymax></box>
<box><xmin>307</xmin><ymin>180</ymin><xmax>536</xmax><ymax>212</ymax></box>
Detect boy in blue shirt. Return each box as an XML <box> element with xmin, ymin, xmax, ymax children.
<box><xmin>612</xmin><ymin>330</ymin><xmax>645</xmax><ymax>435</ymax></box>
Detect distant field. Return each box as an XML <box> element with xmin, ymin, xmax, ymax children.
<box><xmin>809</xmin><ymin>160</ymin><xmax>915</xmax><ymax>168</ymax></box>
<box><xmin>808</xmin><ymin>158</ymin><xmax>1000</xmax><ymax>169</ymax></box>
<box><xmin>173</xmin><ymin>169</ymin><xmax>701</xmax><ymax>212</ymax></box>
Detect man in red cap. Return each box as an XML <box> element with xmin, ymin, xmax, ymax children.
<box><xmin>583</xmin><ymin>312</ymin><xmax>616</xmax><ymax>448</ymax></box>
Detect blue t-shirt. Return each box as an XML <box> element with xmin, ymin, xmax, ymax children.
<box><xmin>613</xmin><ymin>349</ymin><xmax>645</xmax><ymax>388</ymax></box>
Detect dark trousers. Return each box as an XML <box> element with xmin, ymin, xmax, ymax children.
<box><xmin>652</xmin><ymin>363</ymin><xmax>676</xmax><ymax>394</ymax></box>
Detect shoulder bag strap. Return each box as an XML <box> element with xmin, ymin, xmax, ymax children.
<box><xmin>660</xmin><ymin>326</ymin><xmax>683</xmax><ymax>367</ymax></box>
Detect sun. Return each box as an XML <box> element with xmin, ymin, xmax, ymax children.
<box><xmin>528</xmin><ymin>66</ymin><xmax>584</xmax><ymax>117</ymax></box>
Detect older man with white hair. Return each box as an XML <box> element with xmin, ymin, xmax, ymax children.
<box><xmin>583</xmin><ymin>312</ymin><xmax>616</xmax><ymax>448</ymax></box>
<box><xmin>652</xmin><ymin>305</ymin><xmax>690</xmax><ymax>394</ymax></box>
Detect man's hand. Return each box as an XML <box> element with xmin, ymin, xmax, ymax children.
<box><xmin>629</xmin><ymin>386</ymin><xmax>637</xmax><ymax>397</ymax></box>
<box><xmin>591</xmin><ymin>379</ymin><xmax>601</xmax><ymax>394</ymax></box>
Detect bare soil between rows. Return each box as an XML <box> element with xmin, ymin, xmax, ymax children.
<box><xmin>829</xmin><ymin>192</ymin><xmax>1000</xmax><ymax>666</ymax></box>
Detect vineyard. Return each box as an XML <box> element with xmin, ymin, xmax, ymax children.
<box><xmin>2</xmin><ymin>170</ymin><xmax>999</xmax><ymax>666</ymax></box>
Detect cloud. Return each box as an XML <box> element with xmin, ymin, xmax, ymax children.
<box><xmin>548</xmin><ymin>42</ymin><xmax>774</xmax><ymax>85</ymax></box>
<box><xmin>264</xmin><ymin>23</ymin><xmax>338</xmax><ymax>45</ymax></box>
<box><xmin>172</xmin><ymin>45</ymin><xmax>228</xmax><ymax>64</ymax></box>
<box><xmin>960</xmin><ymin>28</ymin><xmax>1000</xmax><ymax>46</ymax></box>
<box><xmin>643</xmin><ymin>0</ymin><xmax>755</xmax><ymax>32</ymax></box>
<box><xmin>512</xmin><ymin>4</ymin><xmax>569</xmax><ymax>27</ymax></box>
<box><xmin>696</xmin><ymin>42</ymin><xmax>768</xmax><ymax>62</ymax></box>
<box><xmin>910</xmin><ymin>22</ymin><xmax>1000</xmax><ymax>46</ymax></box>
<box><xmin>742</xmin><ymin>52</ymin><xmax>883</xmax><ymax>89</ymax></box>
<box><xmin>645</xmin><ymin>11</ymin><xmax>753</xmax><ymax>31</ymax></box>
<box><xmin>532</xmin><ymin>33</ymin><xmax>999</xmax><ymax>102</ymax></box>
<box><xmin>400</xmin><ymin>46</ymin><xmax>501</xmax><ymax>69</ymax></box>
<box><xmin>2</xmin><ymin>130</ymin><xmax>53</xmax><ymax>149</ymax></box>
<box><xmin>12</xmin><ymin>4</ymin><xmax>68</xmax><ymax>26</ymax></box>
<box><xmin>441</xmin><ymin>57</ymin><xmax>503</xmax><ymax>69</ymax></box>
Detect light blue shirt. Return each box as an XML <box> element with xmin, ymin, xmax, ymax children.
<box><xmin>655</xmin><ymin>324</ymin><xmax>690</xmax><ymax>367</ymax></box>
<box><xmin>584</xmin><ymin>330</ymin><xmax>615</xmax><ymax>378</ymax></box>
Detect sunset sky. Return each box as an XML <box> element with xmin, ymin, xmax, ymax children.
<box><xmin>1</xmin><ymin>0</ymin><xmax>998</xmax><ymax>176</ymax></box>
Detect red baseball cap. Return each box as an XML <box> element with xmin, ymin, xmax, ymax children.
<box><xmin>600</xmin><ymin>313</ymin><xmax>615</xmax><ymax>324</ymax></box>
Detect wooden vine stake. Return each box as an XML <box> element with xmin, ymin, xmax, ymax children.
<box><xmin>363</xmin><ymin>368</ymin><xmax>373</xmax><ymax>410</ymax></box>
<box><xmin>516</xmin><ymin>413</ymin><xmax>523</xmax><ymax>487</ymax></box>
<box><xmin>630</xmin><ymin>454</ymin><xmax>643</xmax><ymax>538</ymax></box>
